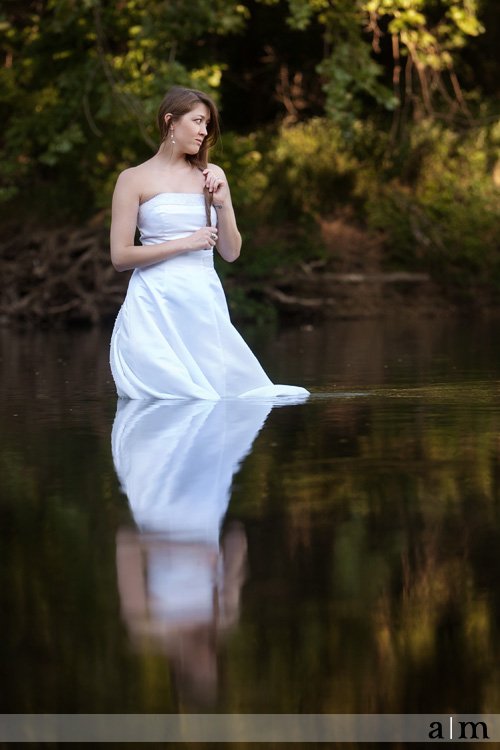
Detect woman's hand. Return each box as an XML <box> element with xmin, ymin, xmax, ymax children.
<box><xmin>187</xmin><ymin>225</ymin><xmax>219</xmax><ymax>251</ymax></box>
<box><xmin>203</xmin><ymin>167</ymin><xmax>229</xmax><ymax>206</ymax></box>
<box><xmin>202</xmin><ymin>164</ymin><xmax>242</xmax><ymax>263</ymax></box>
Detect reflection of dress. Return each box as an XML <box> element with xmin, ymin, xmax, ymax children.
<box><xmin>112</xmin><ymin>398</ymin><xmax>271</xmax><ymax>624</ymax></box>
<box><xmin>112</xmin><ymin>398</ymin><xmax>271</xmax><ymax>542</ymax></box>
<box><xmin>109</xmin><ymin>193</ymin><xmax>309</xmax><ymax>400</ymax></box>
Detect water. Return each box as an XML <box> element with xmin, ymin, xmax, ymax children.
<box><xmin>1</xmin><ymin>318</ymin><xmax>500</xmax><ymax>724</ymax></box>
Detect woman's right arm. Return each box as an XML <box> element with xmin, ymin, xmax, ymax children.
<box><xmin>110</xmin><ymin>171</ymin><xmax>218</xmax><ymax>272</ymax></box>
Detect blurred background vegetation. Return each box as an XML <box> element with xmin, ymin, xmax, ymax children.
<box><xmin>0</xmin><ymin>0</ymin><xmax>499</xmax><ymax>319</ymax></box>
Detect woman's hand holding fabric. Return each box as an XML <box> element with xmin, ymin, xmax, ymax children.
<box><xmin>188</xmin><ymin>226</ymin><xmax>219</xmax><ymax>250</ymax></box>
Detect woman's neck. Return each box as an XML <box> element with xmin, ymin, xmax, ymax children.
<box><xmin>156</xmin><ymin>144</ymin><xmax>193</xmax><ymax>169</ymax></box>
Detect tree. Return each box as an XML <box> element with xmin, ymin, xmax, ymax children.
<box><xmin>0</xmin><ymin>0</ymin><xmax>247</xmax><ymax>219</ymax></box>
<box><xmin>0</xmin><ymin>0</ymin><xmax>494</xmax><ymax>222</ymax></box>
<box><xmin>278</xmin><ymin>0</ymin><xmax>485</xmax><ymax>132</ymax></box>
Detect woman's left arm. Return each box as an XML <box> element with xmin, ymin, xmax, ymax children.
<box><xmin>203</xmin><ymin>165</ymin><xmax>241</xmax><ymax>263</ymax></box>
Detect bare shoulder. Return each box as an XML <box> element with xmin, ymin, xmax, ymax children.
<box><xmin>112</xmin><ymin>167</ymin><xmax>147</xmax><ymax>219</ymax></box>
<box><xmin>114</xmin><ymin>165</ymin><xmax>142</xmax><ymax>194</ymax></box>
<box><xmin>115</xmin><ymin>162</ymin><xmax>159</xmax><ymax>208</ymax></box>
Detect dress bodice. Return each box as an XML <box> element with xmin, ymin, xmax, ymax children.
<box><xmin>137</xmin><ymin>192</ymin><xmax>217</xmax><ymax>246</ymax></box>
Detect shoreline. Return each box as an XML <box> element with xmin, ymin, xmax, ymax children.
<box><xmin>1</xmin><ymin>218</ymin><xmax>498</xmax><ymax>327</ymax></box>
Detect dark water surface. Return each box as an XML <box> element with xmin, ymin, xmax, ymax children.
<box><xmin>1</xmin><ymin>318</ymin><xmax>500</xmax><ymax>723</ymax></box>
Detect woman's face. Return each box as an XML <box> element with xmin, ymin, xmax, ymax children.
<box><xmin>171</xmin><ymin>103</ymin><xmax>211</xmax><ymax>155</ymax></box>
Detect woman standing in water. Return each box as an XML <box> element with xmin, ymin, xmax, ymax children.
<box><xmin>109</xmin><ymin>85</ymin><xmax>309</xmax><ymax>400</ymax></box>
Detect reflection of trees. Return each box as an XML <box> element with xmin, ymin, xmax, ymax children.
<box><xmin>226</xmin><ymin>387</ymin><xmax>500</xmax><ymax>714</ymax></box>
<box><xmin>0</xmin><ymin>326</ymin><xmax>116</xmax><ymax>433</ymax></box>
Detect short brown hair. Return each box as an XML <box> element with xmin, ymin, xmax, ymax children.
<box><xmin>157</xmin><ymin>86</ymin><xmax>220</xmax><ymax>169</ymax></box>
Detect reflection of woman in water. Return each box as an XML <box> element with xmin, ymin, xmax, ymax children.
<box><xmin>109</xmin><ymin>85</ymin><xmax>309</xmax><ymax>401</ymax></box>
<box><xmin>112</xmin><ymin>398</ymin><xmax>273</xmax><ymax>707</ymax></box>
<box><xmin>116</xmin><ymin>522</ymin><xmax>247</xmax><ymax>708</ymax></box>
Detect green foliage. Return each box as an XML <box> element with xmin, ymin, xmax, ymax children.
<box><xmin>223</xmin><ymin>118</ymin><xmax>367</xmax><ymax>221</ymax></box>
<box><xmin>365</xmin><ymin>119</ymin><xmax>500</xmax><ymax>293</ymax></box>
<box><xmin>280</xmin><ymin>0</ymin><xmax>486</xmax><ymax>128</ymax></box>
<box><xmin>0</xmin><ymin>0</ymin><xmax>242</xmax><ymax>220</ymax></box>
<box><xmin>271</xmin><ymin>119</ymin><xmax>359</xmax><ymax>215</ymax></box>
<box><xmin>318</xmin><ymin>41</ymin><xmax>399</xmax><ymax>126</ymax></box>
<box><xmin>215</xmin><ymin>125</ymin><xmax>330</xmax><ymax>263</ymax></box>
<box><xmin>212</xmin><ymin>127</ymin><xmax>329</xmax><ymax>323</ymax></box>
<box><xmin>0</xmin><ymin>0</ymin><xmax>491</xmax><ymax>219</ymax></box>
<box><xmin>220</xmin><ymin>114</ymin><xmax>500</xmax><ymax>302</ymax></box>
<box><xmin>213</xmin><ymin>131</ymin><xmax>271</xmax><ymax>212</ymax></box>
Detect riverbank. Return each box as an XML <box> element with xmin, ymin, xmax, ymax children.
<box><xmin>224</xmin><ymin>214</ymin><xmax>499</xmax><ymax>324</ymax></box>
<box><xmin>1</xmin><ymin>214</ymin><xmax>498</xmax><ymax>328</ymax></box>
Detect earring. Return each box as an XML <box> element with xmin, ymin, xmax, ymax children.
<box><xmin>170</xmin><ymin>127</ymin><xmax>175</xmax><ymax>145</ymax></box>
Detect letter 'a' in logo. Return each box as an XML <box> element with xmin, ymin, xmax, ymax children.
<box><xmin>428</xmin><ymin>722</ymin><xmax>444</xmax><ymax>740</ymax></box>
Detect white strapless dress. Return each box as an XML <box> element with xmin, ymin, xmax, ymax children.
<box><xmin>110</xmin><ymin>193</ymin><xmax>309</xmax><ymax>400</ymax></box>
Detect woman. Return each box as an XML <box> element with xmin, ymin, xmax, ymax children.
<box><xmin>109</xmin><ymin>85</ymin><xmax>309</xmax><ymax>400</ymax></box>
